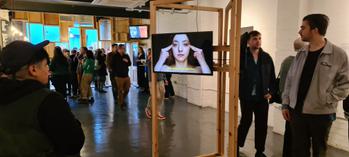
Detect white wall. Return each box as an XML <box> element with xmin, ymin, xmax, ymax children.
<box><xmin>156</xmin><ymin>0</ymin><xmax>349</xmax><ymax>152</ymax></box>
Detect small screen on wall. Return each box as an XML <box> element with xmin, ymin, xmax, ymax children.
<box><xmin>129</xmin><ymin>25</ymin><xmax>149</xmax><ymax>39</ymax></box>
<box><xmin>152</xmin><ymin>31</ymin><xmax>213</xmax><ymax>75</ymax></box>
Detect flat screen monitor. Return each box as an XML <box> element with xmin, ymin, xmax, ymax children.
<box><xmin>129</xmin><ymin>25</ymin><xmax>149</xmax><ymax>39</ymax></box>
<box><xmin>152</xmin><ymin>31</ymin><xmax>213</xmax><ymax>75</ymax></box>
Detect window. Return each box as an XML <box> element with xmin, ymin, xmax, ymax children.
<box><xmin>29</xmin><ymin>23</ymin><xmax>44</xmax><ymax>44</ymax></box>
<box><xmin>69</xmin><ymin>27</ymin><xmax>81</xmax><ymax>50</ymax></box>
<box><xmin>44</xmin><ymin>25</ymin><xmax>60</xmax><ymax>42</ymax></box>
<box><xmin>99</xmin><ymin>19</ymin><xmax>111</xmax><ymax>40</ymax></box>
<box><xmin>85</xmin><ymin>29</ymin><xmax>98</xmax><ymax>50</ymax></box>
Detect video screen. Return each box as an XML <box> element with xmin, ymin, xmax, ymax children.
<box><xmin>129</xmin><ymin>25</ymin><xmax>149</xmax><ymax>39</ymax></box>
<box><xmin>152</xmin><ymin>31</ymin><xmax>213</xmax><ymax>75</ymax></box>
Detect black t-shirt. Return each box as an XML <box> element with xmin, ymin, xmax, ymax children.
<box><xmin>295</xmin><ymin>47</ymin><xmax>323</xmax><ymax>113</ymax></box>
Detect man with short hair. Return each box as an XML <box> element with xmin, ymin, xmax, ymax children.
<box><xmin>282</xmin><ymin>14</ymin><xmax>349</xmax><ymax>157</ymax></box>
<box><xmin>0</xmin><ymin>40</ymin><xmax>85</xmax><ymax>156</ymax></box>
<box><xmin>238</xmin><ymin>30</ymin><xmax>276</xmax><ymax>157</ymax></box>
<box><xmin>107</xmin><ymin>44</ymin><xmax>119</xmax><ymax>100</ymax></box>
<box><xmin>111</xmin><ymin>44</ymin><xmax>131</xmax><ymax>110</ymax></box>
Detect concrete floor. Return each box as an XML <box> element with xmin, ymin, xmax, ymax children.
<box><xmin>68</xmin><ymin>87</ymin><xmax>349</xmax><ymax>157</ymax></box>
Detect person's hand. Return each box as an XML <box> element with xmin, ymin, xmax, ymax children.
<box><xmin>191</xmin><ymin>45</ymin><xmax>206</xmax><ymax>63</ymax></box>
<box><xmin>155</xmin><ymin>45</ymin><xmax>172</xmax><ymax>71</ymax></box>
<box><xmin>264</xmin><ymin>93</ymin><xmax>272</xmax><ymax>101</ymax></box>
<box><xmin>282</xmin><ymin>108</ymin><xmax>291</xmax><ymax>121</ymax></box>
<box><xmin>159</xmin><ymin>45</ymin><xmax>172</xmax><ymax>62</ymax></box>
<box><xmin>123</xmin><ymin>58</ymin><xmax>129</xmax><ymax>63</ymax></box>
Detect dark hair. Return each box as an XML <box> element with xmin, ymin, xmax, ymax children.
<box><xmin>29</xmin><ymin>48</ymin><xmax>50</xmax><ymax>66</ymax></box>
<box><xmin>118</xmin><ymin>44</ymin><xmax>125</xmax><ymax>48</ymax></box>
<box><xmin>81</xmin><ymin>47</ymin><xmax>88</xmax><ymax>52</ymax></box>
<box><xmin>86</xmin><ymin>50</ymin><xmax>94</xmax><ymax>59</ymax></box>
<box><xmin>163</xmin><ymin>34</ymin><xmax>199</xmax><ymax>67</ymax></box>
<box><xmin>71</xmin><ymin>49</ymin><xmax>77</xmax><ymax>54</ymax></box>
<box><xmin>138</xmin><ymin>46</ymin><xmax>145</xmax><ymax>54</ymax></box>
<box><xmin>52</xmin><ymin>46</ymin><xmax>68</xmax><ymax>65</ymax></box>
<box><xmin>303</xmin><ymin>14</ymin><xmax>329</xmax><ymax>36</ymax></box>
<box><xmin>247</xmin><ymin>31</ymin><xmax>261</xmax><ymax>40</ymax></box>
<box><xmin>62</xmin><ymin>49</ymin><xmax>70</xmax><ymax>53</ymax></box>
<box><xmin>112</xmin><ymin>43</ymin><xmax>118</xmax><ymax>48</ymax></box>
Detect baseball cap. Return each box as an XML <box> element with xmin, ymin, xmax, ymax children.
<box><xmin>0</xmin><ymin>40</ymin><xmax>50</xmax><ymax>74</ymax></box>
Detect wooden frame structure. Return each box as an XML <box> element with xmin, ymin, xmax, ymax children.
<box><xmin>150</xmin><ymin>0</ymin><xmax>241</xmax><ymax>157</ymax></box>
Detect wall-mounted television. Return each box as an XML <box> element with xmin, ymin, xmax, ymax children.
<box><xmin>152</xmin><ymin>31</ymin><xmax>213</xmax><ymax>75</ymax></box>
<box><xmin>129</xmin><ymin>25</ymin><xmax>149</xmax><ymax>39</ymax></box>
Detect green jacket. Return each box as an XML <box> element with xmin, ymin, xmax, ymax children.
<box><xmin>83</xmin><ymin>58</ymin><xmax>95</xmax><ymax>74</ymax></box>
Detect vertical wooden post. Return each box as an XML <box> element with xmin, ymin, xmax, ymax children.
<box><xmin>228</xmin><ymin>0</ymin><xmax>242</xmax><ymax>157</ymax></box>
<box><xmin>217</xmin><ymin>8</ymin><xmax>225</xmax><ymax>156</ymax></box>
<box><xmin>150</xmin><ymin>1</ymin><xmax>159</xmax><ymax>157</ymax></box>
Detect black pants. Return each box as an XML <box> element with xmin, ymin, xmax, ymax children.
<box><xmin>109</xmin><ymin>72</ymin><xmax>118</xmax><ymax>99</ymax></box>
<box><xmin>290</xmin><ymin>110</ymin><xmax>332</xmax><ymax>157</ymax></box>
<box><xmin>238</xmin><ymin>99</ymin><xmax>269</xmax><ymax>152</ymax></box>
<box><xmin>71</xmin><ymin>73</ymin><xmax>79</xmax><ymax>96</ymax></box>
<box><xmin>165</xmin><ymin>74</ymin><xmax>175</xmax><ymax>97</ymax></box>
<box><xmin>52</xmin><ymin>75</ymin><xmax>69</xmax><ymax>98</ymax></box>
<box><xmin>137</xmin><ymin>66</ymin><xmax>146</xmax><ymax>88</ymax></box>
<box><xmin>283</xmin><ymin>120</ymin><xmax>292</xmax><ymax>157</ymax></box>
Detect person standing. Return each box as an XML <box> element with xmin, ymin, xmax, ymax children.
<box><xmin>107</xmin><ymin>44</ymin><xmax>118</xmax><ymax>100</ymax></box>
<box><xmin>111</xmin><ymin>44</ymin><xmax>131</xmax><ymax>110</ymax></box>
<box><xmin>50</xmin><ymin>46</ymin><xmax>70</xmax><ymax>99</ymax></box>
<box><xmin>164</xmin><ymin>73</ymin><xmax>175</xmax><ymax>99</ymax></box>
<box><xmin>279</xmin><ymin>38</ymin><xmax>305</xmax><ymax>157</ymax></box>
<box><xmin>0</xmin><ymin>40</ymin><xmax>84</xmax><ymax>156</ymax></box>
<box><xmin>238</xmin><ymin>30</ymin><xmax>276</xmax><ymax>157</ymax></box>
<box><xmin>69</xmin><ymin>49</ymin><xmax>79</xmax><ymax>98</ymax></box>
<box><xmin>136</xmin><ymin>46</ymin><xmax>146</xmax><ymax>91</ymax></box>
<box><xmin>79</xmin><ymin>50</ymin><xmax>95</xmax><ymax>104</ymax></box>
<box><xmin>144</xmin><ymin>49</ymin><xmax>166</xmax><ymax>120</ymax></box>
<box><xmin>95</xmin><ymin>49</ymin><xmax>108</xmax><ymax>93</ymax></box>
<box><xmin>282</xmin><ymin>14</ymin><xmax>349</xmax><ymax>157</ymax></box>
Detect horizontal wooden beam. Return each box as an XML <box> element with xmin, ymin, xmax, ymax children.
<box><xmin>156</xmin><ymin>4</ymin><xmax>222</xmax><ymax>12</ymax></box>
<box><xmin>213</xmin><ymin>64</ymin><xmax>230</xmax><ymax>72</ymax></box>
<box><xmin>153</xmin><ymin>0</ymin><xmax>192</xmax><ymax>5</ymax></box>
<box><xmin>213</xmin><ymin>45</ymin><xmax>230</xmax><ymax>52</ymax></box>
<box><xmin>196</xmin><ymin>152</ymin><xmax>221</xmax><ymax>157</ymax></box>
<box><xmin>1</xmin><ymin>1</ymin><xmax>149</xmax><ymax>18</ymax></box>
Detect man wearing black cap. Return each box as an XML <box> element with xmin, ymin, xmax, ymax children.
<box><xmin>0</xmin><ymin>40</ymin><xmax>85</xmax><ymax>156</ymax></box>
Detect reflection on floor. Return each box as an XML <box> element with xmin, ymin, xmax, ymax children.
<box><xmin>68</xmin><ymin>87</ymin><xmax>349</xmax><ymax>157</ymax></box>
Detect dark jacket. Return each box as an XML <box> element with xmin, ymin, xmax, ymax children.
<box><xmin>111</xmin><ymin>52</ymin><xmax>131</xmax><ymax>77</ymax></box>
<box><xmin>239</xmin><ymin>41</ymin><xmax>276</xmax><ymax>102</ymax></box>
<box><xmin>343</xmin><ymin>96</ymin><xmax>349</xmax><ymax>119</ymax></box>
<box><xmin>69</xmin><ymin>54</ymin><xmax>79</xmax><ymax>73</ymax></box>
<box><xmin>0</xmin><ymin>78</ymin><xmax>85</xmax><ymax>156</ymax></box>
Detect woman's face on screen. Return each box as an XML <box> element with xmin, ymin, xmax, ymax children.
<box><xmin>172</xmin><ymin>34</ymin><xmax>190</xmax><ymax>63</ymax></box>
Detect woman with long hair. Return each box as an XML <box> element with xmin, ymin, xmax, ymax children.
<box><xmin>154</xmin><ymin>34</ymin><xmax>211</xmax><ymax>74</ymax></box>
<box><xmin>136</xmin><ymin>46</ymin><xmax>147</xmax><ymax>91</ymax></box>
<box><xmin>50</xmin><ymin>46</ymin><xmax>70</xmax><ymax>99</ymax></box>
<box><xmin>95</xmin><ymin>49</ymin><xmax>108</xmax><ymax>93</ymax></box>
<box><xmin>79</xmin><ymin>50</ymin><xmax>95</xmax><ymax>104</ymax></box>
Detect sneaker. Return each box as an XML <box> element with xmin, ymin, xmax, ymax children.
<box><xmin>145</xmin><ymin>108</ymin><xmax>152</xmax><ymax>118</ymax></box>
<box><xmin>157</xmin><ymin>113</ymin><xmax>166</xmax><ymax>120</ymax></box>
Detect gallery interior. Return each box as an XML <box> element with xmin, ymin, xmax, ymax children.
<box><xmin>0</xmin><ymin>0</ymin><xmax>349</xmax><ymax>157</ymax></box>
